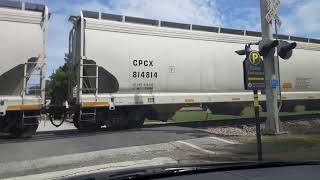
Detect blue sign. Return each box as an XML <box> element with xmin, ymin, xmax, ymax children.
<box><xmin>271</xmin><ymin>79</ymin><xmax>279</xmax><ymax>88</ymax></box>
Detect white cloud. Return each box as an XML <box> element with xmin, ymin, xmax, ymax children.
<box><xmin>221</xmin><ymin>6</ymin><xmax>261</xmax><ymax>31</ymax></box>
<box><xmin>281</xmin><ymin>0</ymin><xmax>301</xmax><ymax>5</ymax></box>
<box><xmin>280</xmin><ymin>0</ymin><xmax>320</xmax><ymax>38</ymax></box>
<box><xmin>295</xmin><ymin>1</ymin><xmax>320</xmax><ymax>33</ymax></box>
<box><xmin>108</xmin><ymin>0</ymin><xmax>221</xmax><ymax>26</ymax></box>
<box><xmin>50</xmin><ymin>0</ymin><xmax>221</xmax><ymax>26</ymax></box>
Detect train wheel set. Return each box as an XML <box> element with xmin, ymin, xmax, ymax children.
<box><xmin>0</xmin><ymin>111</ymin><xmax>40</xmax><ymax>138</ymax></box>
<box><xmin>71</xmin><ymin>106</ymin><xmax>147</xmax><ymax>131</ymax></box>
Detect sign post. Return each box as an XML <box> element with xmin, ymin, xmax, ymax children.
<box><xmin>253</xmin><ymin>90</ymin><xmax>263</xmax><ymax>161</ymax></box>
<box><xmin>243</xmin><ymin>49</ymin><xmax>264</xmax><ymax>161</ymax></box>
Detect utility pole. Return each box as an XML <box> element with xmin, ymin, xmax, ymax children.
<box><xmin>260</xmin><ymin>0</ymin><xmax>280</xmax><ymax>134</ymax></box>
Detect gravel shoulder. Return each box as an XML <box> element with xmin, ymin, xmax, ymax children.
<box><xmin>198</xmin><ymin>119</ymin><xmax>320</xmax><ymax>136</ymax></box>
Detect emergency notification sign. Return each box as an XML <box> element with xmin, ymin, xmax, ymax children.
<box><xmin>243</xmin><ymin>51</ymin><xmax>265</xmax><ymax>90</ymax></box>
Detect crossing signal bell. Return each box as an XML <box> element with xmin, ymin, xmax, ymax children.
<box><xmin>277</xmin><ymin>40</ymin><xmax>297</xmax><ymax>60</ymax></box>
<box><xmin>259</xmin><ymin>39</ymin><xmax>297</xmax><ymax>60</ymax></box>
<box><xmin>259</xmin><ymin>40</ymin><xmax>279</xmax><ymax>56</ymax></box>
<box><xmin>235</xmin><ymin>44</ymin><xmax>251</xmax><ymax>56</ymax></box>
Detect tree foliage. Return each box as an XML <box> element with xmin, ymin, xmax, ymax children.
<box><xmin>47</xmin><ymin>60</ymin><xmax>75</xmax><ymax>104</ymax></box>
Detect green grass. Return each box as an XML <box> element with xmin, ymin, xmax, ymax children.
<box><xmin>236</xmin><ymin>134</ymin><xmax>320</xmax><ymax>160</ymax></box>
<box><xmin>146</xmin><ymin>106</ymin><xmax>320</xmax><ymax>123</ymax></box>
<box><xmin>243</xmin><ymin>135</ymin><xmax>317</xmax><ymax>153</ymax></box>
<box><xmin>208</xmin><ymin>134</ymin><xmax>320</xmax><ymax>161</ymax></box>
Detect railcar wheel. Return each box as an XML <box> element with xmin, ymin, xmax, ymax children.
<box><xmin>79</xmin><ymin>123</ymin><xmax>100</xmax><ymax>131</ymax></box>
<box><xmin>73</xmin><ymin>111</ymin><xmax>80</xmax><ymax>129</ymax></box>
<box><xmin>0</xmin><ymin>116</ymin><xmax>10</xmax><ymax>133</ymax></box>
<box><xmin>19</xmin><ymin>123</ymin><xmax>38</xmax><ymax>138</ymax></box>
<box><xmin>279</xmin><ymin>103</ymin><xmax>295</xmax><ymax>112</ymax></box>
<box><xmin>73</xmin><ymin>110</ymin><xmax>101</xmax><ymax>131</ymax></box>
<box><xmin>128</xmin><ymin>110</ymin><xmax>146</xmax><ymax>128</ymax></box>
<box><xmin>305</xmin><ymin>103</ymin><xmax>320</xmax><ymax>111</ymax></box>
<box><xmin>157</xmin><ymin>113</ymin><xmax>175</xmax><ymax>122</ymax></box>
<box><xmin>12</xmin><ymin>117</ymin><xmax>38</xmax><ymax>138</ymax></box>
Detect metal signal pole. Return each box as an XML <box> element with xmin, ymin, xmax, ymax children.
<box><xmin>260</xmin><ymin>0</ymin><xmax>280</xmax><ymax>134</ymax></box>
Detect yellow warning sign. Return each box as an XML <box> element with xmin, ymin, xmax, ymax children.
<box><xmin>249</xmin><ymin>51</ymin><xmax>262</xmax><ymax>65</ymax></box>
<box><xmin>248</xmin><ymin>77</ymin><xmax>265</xmax><ymax>81</ymax></box>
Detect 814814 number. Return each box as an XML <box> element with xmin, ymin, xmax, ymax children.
<box><xmin>133</xmin><ymin>71</ymin><xmax>158</xmax><ymax>78</ymax></box>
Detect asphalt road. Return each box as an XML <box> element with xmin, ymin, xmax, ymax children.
<box><xmin>0</xmin><ymin>126</ymin><xmax>212</xmax><ymax>163</ymax></box>
<box><xmin>0</xmin><ymin>125</ymin><xmax>246</xmax><ymax>179</ymax></box>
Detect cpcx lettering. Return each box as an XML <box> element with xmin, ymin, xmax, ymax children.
<box><xmin>133</xmin><ymin>60</ymin><xmax>154</xmax><ymax>67</ymax></box>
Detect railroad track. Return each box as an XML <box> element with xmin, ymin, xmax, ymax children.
<box><xmin>143</xmin><ymin>113</ymin><xmax>320</xmax><ymax>128</ymax></box>
<box><xmin>0</xmin><ymin>113</ymin><xmax>319</xmax><ymax>144</ymax></box>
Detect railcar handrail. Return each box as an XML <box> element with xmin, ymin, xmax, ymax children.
<box><xmin>0</xmin><ymin>0</ymin><xmax>45</xmax><ymax>13</ymax></box>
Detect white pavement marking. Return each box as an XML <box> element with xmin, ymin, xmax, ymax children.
<box><xmin>176</xmin><ymin>141</ymin><xmax>216</xmax><ymax>155</ymax></box>
<box><xmin>209</xmin><ymin>136</ymin><xmax>240</xmax><ymax>144</ymax></box>
<box><xmin>4</xmin><ymin>157</ymin><xmax>177</xmax><ymax>180</ymax></box>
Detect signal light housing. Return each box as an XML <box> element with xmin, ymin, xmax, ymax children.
<box><xmin>235</xmin><ymin>49</ymin><xmax>246</xmax><ymax>56</ymax></box>
<box><xmin>235</xmin><ymin>44</ymin><xmax>252</xmax><ymax>57</ymax></box>
<box><xmin>259</xmin><ymin>39</ymin><xmax>279</xmax><ymax>56</ymax></box>
<box><xmin>277</xmin><ymin>41</ymin><xmax>297</xmax><ymax>59</ymax></box>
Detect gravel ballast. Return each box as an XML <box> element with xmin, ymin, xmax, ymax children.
<box><xmin>198</xmin><ymin>119</ymin><xmax>320</xmax><ymax>136</ymax></box>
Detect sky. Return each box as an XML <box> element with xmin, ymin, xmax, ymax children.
<box><xmin>24</xmin><ymin>0</ymin><xmax>320</xmax><ymax>77</ymax></box>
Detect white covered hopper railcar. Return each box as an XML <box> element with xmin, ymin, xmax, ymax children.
<box><xmin>0</xmin><ymin>1</ymin><xmax>48</xmax><ymax>137</ymax></box>
<box><xmin>68</xmin><ymin>10</ymin><xmax>320</xmax><ymax>129</ymax></box>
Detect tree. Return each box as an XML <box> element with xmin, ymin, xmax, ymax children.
<box><xmin>47</xmin><ymin>57</ymin><xmax>75</xmax><ymax>105</ymax></box>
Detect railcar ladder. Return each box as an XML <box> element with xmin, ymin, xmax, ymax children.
<box><xmin>79</xmin><ymin>61</ymin><xmax>99</xmax><ymax>123</ymax></box>
<box><xmin>22</xmin><ymin>61</ymin><xmax>45</xmax><ymax>102</ymax></box>
<box><xmin>21</xmin><ymin>60</ymin><xmax>44</xmax><ymax>127</ymax></box>
<box><xmin>80</xmin><ymin>63</ymin><xmax>99</xmax><ymax>100</ymax></box>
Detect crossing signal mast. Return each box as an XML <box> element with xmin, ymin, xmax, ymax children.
<box><xmin>235</xmin><ymin>2</ymin><xmax>299</xmax><ymax>160</ymax></box>
<box><xmin>234</xmin><ymin>0</ymin><xmax>298</xmax><ymax>159</ymax></box>
<box><xmin>259</xmin><ymin>0</ymin><xmax>297</xmax><ymax>134</ymax></box>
